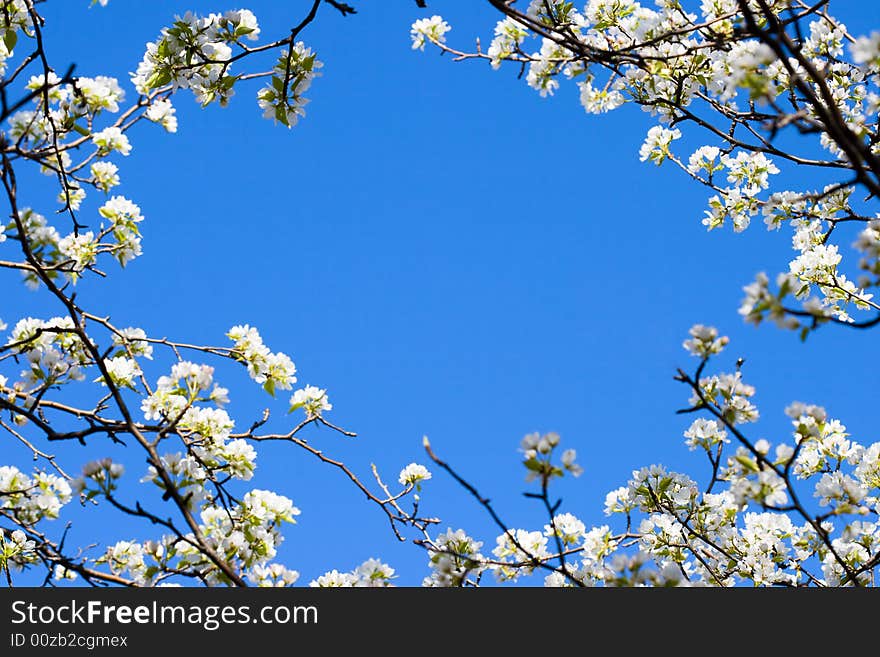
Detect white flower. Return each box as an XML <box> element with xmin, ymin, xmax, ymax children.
<box><xmin>703</xmin><ymin>187</ymin><xmax>759</xmax><ymax>232</ymax></box>
<box><xmin>167</xmin><ymin>361</ymin><xmax>214</xmax><ymax>393</ymax></box>
<box><xmin>98</xmin><ymin>196</ymin><xmax>142</xmax><ymax>226</ymax></box>
<box><xmin>639</xmin><ymin>126</ymin><xmax>680</xmax><ymax>165</ymax></box>
<box><xmin>814</xmin><ymin>471</ymin><xmax>867</xmax><ymax>509</ymax></box>
<box><xmin>720</xmin><ymin>151</ymin><xmax>779</xmax><ymax>196</ymax></box>
<box><xmin>145</xmin><ymin>98</ymin><xmax>178</xmax><ymax>133</ymax></box>
<box><xmin>604</xmin><ymin>486</ymin><xmax>635</xmax><ymax>515</ymax></box>
<box><xmin>101</xmin><ymin>356</ymin><xmax>141</xmax><ymax>389</ymax></box>
<box><xmin>223</xmin><ymin>9</ymin><xmax>260</xmax><ymax>41</ymax></box>
<box><xmin>1</xmin><ymin>468</ymin><xmax>72</xmax><ymax>524</ymax></box>
<box><xmin>92</xmin><ymin>127</ymin><xmax>131</xmax><ymax>156</ymax></box>
<box><xmin>544</xmin><ymin>512</ymin><xmax>586</xmax><ymax>545</ymax></box>
<box><xmin>687</xmin><ymin>146</ymin><xmax>722</xmax><ymax>176</ymax></box>
<box><xmin>3</xmin><ymin>529</ymin><xmax>36</xmax><ymax>562</ymax></box>
<box><xmin>693</xmin><ymin>371</ymin><xmax>759</xmax><ymax>425</ymax></box>
<box><xmin>487</xmin><ymin>17</ymin><xmax>528</xmax><ymax>69</ymax></box>
<box><xmin>354</xmin><ymin>558</ymin><xmax>395</xmax><ymax>587</ymax></box>
<box><xmin>26</xmin><ymin>72</ymin><xmax>65</xmax><ymax>102</ymax></box>
<box><xmin>561</xmin><ymin>449</ymin><xmax>583</xmax><ymax>477</ymax></box>
<box><xmin>228</xmin><ymin>325</ymin><xmax>297</xmax><ymax>393</ymax></box>
<box><xmin>684</xmin><ymin>418</ymin><xmax>728</xmax><ymax>451</ymax></box>
<box><xmin>75</xmin><ymin>76</ymin><xmax>125</xmax><ymax>113</ymax></box>
<box><xmin>102</xmin><ymin>541</ymin><xmax>149</xmax><ymax>583</ymax></box>
<box><xmin>90</xmin><ymin>161</ymin><xmax>120</xmax><ymax>192</ymax></box>
<box><xmin>180</xmin><ymin>406</ymin><xmax>234</xmax><ymax>444</ymax></box>
<box><xmin>398</xmin><ymin>463</ymin><xmax>432</xmax><ymax>486</ymax></box>
<box><xmin>581</xmin><ymin>525</ymin><xmax>615</xmax><ymax>564</ymax></box>
<box><xmin>242</xmin><ymin>489</ymin><xmax>300</xmax><ymax>524</ymax></box>
<box><xmin>423</xmin><ymin>528</ymin><xmax>485</xmax><ymax>587</ymax></box>
<box><xmin>256</xmin><ymin>42</ymin><xmax>321</xmax><ymax>128</ymax></box>
<box><xmin>249</xmin><ymin>563</ymin><xmax>299</xmax><ymax>587</ymax></box>
<box><xmin>131</xmin><ymin>11</ymin><xmax>239</xmax><ymax>106</ymax></box>
<box><xmin>493</xmin><ymin>529</ymin><xmax>549</xmax><ymax>580</ymax></box>
<box><xmin>410</xmin><ymin>15</ymin><xmax>450</xmax><ymax>51</ymax></box>
<box><xmin>210</xmin><ymin>386</ymin><xmax>229</xmax><ymax>405</ymax></box>
<box><xmin>855</xmin><ymin>443</ymin><xmax>880</xmax><ymax>489</ymax></box>
<box><xmin>218</xmin><ymin>439</ymin><xmax>257</xmax><ymax>481</ymax></box>
<box><xmin>289</xmin><ymin>385</ymin><xmax>331</xmax><ymax>417</ymax></box>
<box><xmin>682</xmin><ymin>324</ymin><xmax>728</xmax><ymax>357</ymax></box>
<box><xmin>310</xmin><ymin>570</ymin><xmax>357</xmax><ymax>587</ymax></box>
<box><xmin>112</xmin><ymin>327</ymin><xmax>153</xmax><ymax>360</ymax></box>
<box><xmin>526</xmin><ymin>38</ymin><xmax>565</xmax><ymax>97</ymax></box>
<box><xmin>852</xmin><ymin>32</ymin><xmax>880</xmax><ymax>70</ymax></box>
<box><xmin>521</xmin><ymin>432</ymin><xmax>541</xmax><ymax>451</ymax></box>
<box><xmin>579</xmin><ymin>79</ymin><xmax>626</xmax><ymax>114</ymax></box>
<box><xmin>53</xmin><ymin>564</ymin><xmax>78</xmax><ymax>581</ymax></box>
<box><xmin>58</xmin><ymin>186</ymin><xmax>86</xmax><ymax>211</ymax></box>
<box><xmin>58</xmin><ymin>231</ymin><xmax>97</xmax><ymax>271</ymax></box>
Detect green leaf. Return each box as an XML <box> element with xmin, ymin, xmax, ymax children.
<box><xmin>263</xmin><ymin>379</ymin><xmax>276</xmax><ymax>397</ymax></box>
<box><xmin>145</xmin><ymin>69</ymin><xmax>172</xmax><ymax>91</ymax></box>
<box><xmin>3</xmin><ymin>29</ymin><xmax>17</xmax><ymax>53</ymax></box>
<box><xmin>523</xmin><ymin>457</ymin><xmax>543</xmax><ymax>472</ymax></box>
<box><xmin>734</xmin><ymin>454</ymin><xmax>759</xmax><ymax>473</ymax></box>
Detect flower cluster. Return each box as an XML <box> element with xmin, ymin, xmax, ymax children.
<box><xmin>248</xmin><ymin>563</ymin><xmax>300</xmax><ymax>587</ymax></box>
<box><xmin>257</xmin><ymin>43</ymin><xmax>322</xmax><ymax>128</ymax></box>
<box><xmin>191</xmin><ymin>489</ymin><xmax>300</xmax><ymax>581</ymax></box>
<box><xmin>410</xmin><ymin>15</ymin><xmax>450</xmax><ymax>51</ymax></box>
<box><xmin>6</xmin><ymin>0</ymin><xmax>880</xmax><ymax>591</ymax></box>
<box><xmin>5</xmin><ymin>316</ymin><xmax>89</xmax><ymax>394</ymax></box>
<box><xmin>310</xmin><ymin>558</ymin><xmax>396</xmax><ymax>587</ymax></box>
<box><xmin>422</xmin><ymin>528</ymin><xmax>485</xmax><ymax>587</ymax></box>
<box><xmin>289</xmin><ymin>385</ymin><xmax>331</xmax><ymax>418</ymax></box>
<box><xmin>520</xmin><ymin>431</ymin><xmax>583</xmax><ymax>482</ymax></box>
<box><xmin>418</xmin><ymin>324</ymin><xmax>880</xmax><ymax>587</ymax></box>
<box><xmin>487</xmin><ymin>17</ymin><xmax>528</xmax><ymax>69</ymax></box>
<box><xmin>132</xmin><ymin>10</ymin><xmax>261</xmax><ymax>106</ymax></box>
<box><xmin>0</xmin><ymin>528</ymin><xmax>37</xmax><ymax>572</ymax></box>
<box><xmin>412</xmin><ymin>3</ymin><xmax>880</xmax><ymax>334</ymax></box>
<box><xmin>0</xmin><ymin>465</ymin><xmax>72</xmax><ymax>524</ymax></box>
<box><xmin>227</xmin><ymin>325</ymin><xmax>297</xmax><ymax>395</ymax></box>
<box><xmin>682</xmin><ymin>324</ymin><xmax>729</xmax><ymax>358</ymax></box>
<box><xmin>0</xmin><ymin>2</ymin><xmax>29</xmax><ymax>76</ymax></box>
<box><xmin>100</xmin><ymin>489</ymin><xmax>302</xmax><ymax>586</ymax></box>
<box><xmin>75</xmin><ymin>459</ymin><xmax>125</xmax><ymax>499</ymax></box>
<box><xmin>692</xmin><ymin>370</ymin><xmax>760</xmax><ymax>425</ymax></box>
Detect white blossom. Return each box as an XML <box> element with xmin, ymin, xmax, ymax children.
<box><xmin>411</xmin><ymin>15</ymin><xmax>450</xmax><ymax>51</ymax></box>
<box><xmin>91</xmin><ymin>127</ymin><xmax>131</xmax><ymax>156</ymax></box>
<box><xmin>398</xmin><ymin>463</ymin><xmax>432</xmax><ymax>487</ymax></box>
<box><xmin>145</xmin><ymin>98</ymin><xmax>178</xmax><ymax>133</ymax></box>
<box><xmin>289</xmin><ymin>385</ymin><xmax>331</xmax><ymax>417</ymax></box>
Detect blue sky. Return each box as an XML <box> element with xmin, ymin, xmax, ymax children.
<box><xmin>5</xmin><ymin>1</ymin><xmax>880</xmax><ymax>585</ymax></box>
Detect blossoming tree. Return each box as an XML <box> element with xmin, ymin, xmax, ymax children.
<box><xmin>2</xmin><ymin>0</ymin><xmax>880</xmax><ymax>587</ymax></box>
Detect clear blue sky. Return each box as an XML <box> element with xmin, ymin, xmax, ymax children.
<box><xmin>5</xmin><ymin>1</ymin><xmax>879</xmax><ymax>586</ymax></box>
